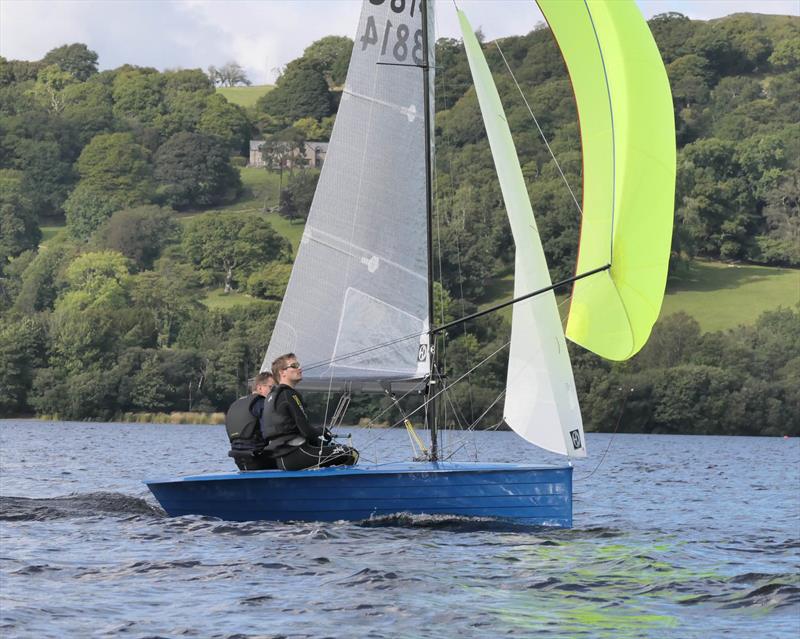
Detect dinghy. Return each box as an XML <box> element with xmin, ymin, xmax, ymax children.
<box><xmin>146</xmin><ymin>0</ymin><xmax>675</xmax><ymax>527</ymax></box>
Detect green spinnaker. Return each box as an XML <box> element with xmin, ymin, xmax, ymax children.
<box><xmin>536</xmin><ymin>0</ymin><xmax>676</xmax><ymax>361</ymax></box>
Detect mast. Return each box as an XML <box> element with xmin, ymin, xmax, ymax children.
<box><xmin>421</xmin><ymin>0</ymin><xmax>438</xmax><ymax>461</ymax></box>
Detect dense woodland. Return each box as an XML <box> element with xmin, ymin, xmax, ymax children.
<box><xmin>0</xmin><ymin>13</ymin><xmax>798</xmax><ymax>436</ymax></box>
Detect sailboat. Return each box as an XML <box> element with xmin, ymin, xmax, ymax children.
<box><xmin>146</xmin><ymin>0</ymin><xmax>675</xmax><ymax>527</ymax></box>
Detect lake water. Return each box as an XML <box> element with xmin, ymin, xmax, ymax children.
<box><xmin>1</xmin><ymin>420</ymin><xmax>798</xmax><ymax>638</ymax></box>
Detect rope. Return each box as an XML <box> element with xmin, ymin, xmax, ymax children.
<box><xmin>494</xmin><ymin>41</ymin><xmax>583</xmax><ymax>219</ymax></box>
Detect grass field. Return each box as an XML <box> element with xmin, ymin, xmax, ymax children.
<box><xmin>39</xmin><ymin>225</ymin><xmax>65</xmax><ymax>245</ymax></box>
<box><xmin>662</xmin><ymin>260</ymin><xmax>799</xmax><ymax>332</ymax></box>
<box><xmin>201</xmin><ymin>289</ymin><xmax>255</xmax><ymax>309</ymax></box>
<box><xmin>216</xmin><ymin>85</ymin><xmax>273</xmax><ymax>108</ymax></box>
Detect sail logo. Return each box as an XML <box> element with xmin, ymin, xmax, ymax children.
<box><xmin>417</xmin><ymin>344</ymin><xmax>428</xmax><ymax>362</ymax></box>
<box><xmin>570</xmin><ymin>429</ymin><xmax>582</xmax><ymax>449</ymax></box>
<box><xmin>360</xmin><ymin>255</ymin><xmax>380</xmax><ymax>272</ymax></box>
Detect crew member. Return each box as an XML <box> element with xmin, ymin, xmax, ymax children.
<box><xmin>262</xmin><ymin>353</ymin><xmax>359</xmax><ymax>471</ymax></box>
<box><xmin>225</xmin><ymin>371</ymin><xmax>276</xmax><ymax>471</ymax></box>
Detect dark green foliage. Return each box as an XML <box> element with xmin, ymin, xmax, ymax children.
<box><xmin>91</xmin><ymin>205</ymin><xmax>180</xmax><ymax>271</ymax></box>
<box><xmin>300</xmin><ymin>36</ymin><xmax>353</xmax><ymax>86</ymax></box>
<box><xmin>246</xmin><ymin>262</ymin><xmax>292</xmax><ymax>300</ymax></box>
<box><xmin>153</xmin><ymin>131</ymin><xmax>242</xmax><ymax>209</ymax></box>
<box><xmin>579</xmin><ymin>308</ymin><xmax>800</xmax><ymax>436</ymax></box>
<box><xmin>64</xmin><ymin>132</ymin><xmax>155</xmax><ymax>239</ymax></box>
<box><xmin>42</xmin><ymin>43</ymin><xmax>99</xmax><ymax>81</ymax></box>
<box><xmin>0</xmin><ymin>317</ymin><xmax>47</xmax><ymax>414</ymax></box>
<box><xmin>197</xmin><ymin>94</ymin><xmax>251</xmax><ymax>155</ymax></box>
<box><xmin>278</xmin><ymin>169</ymin><xmax>319</xmax><ymax>221</ymax></box>
<box><xmin>12</xmin><ymin>237</ymin><xmax>77</xmax><ymax>314</ymax></box>
<box><xmin>0</xmin><ymin>170</ymin><xmax>40</xmax><ymax>270</ymax></box>
<box><xmin>112</xmin><ymin>68</ymin><xmax>166</xmax><ymax>126</ymax></box>
<box><xmin>257</xmin><ymin>63</ymin><xmax>332</xmax><ymax>123</ymax></box>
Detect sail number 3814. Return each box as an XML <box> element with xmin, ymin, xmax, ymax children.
<box><xmin>362</xmin><ymin>0</ymin><xmax>424</xmax><ymax>66</ymax></box>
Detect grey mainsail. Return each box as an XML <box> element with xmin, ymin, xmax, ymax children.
<box><xmin>263</xmin><ymin>0</ymin><xmax>435</xmax><ymax>391</ymax></box>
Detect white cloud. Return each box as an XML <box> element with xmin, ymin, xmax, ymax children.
<box><xmin>1</xmin><ymin>0</ymin><xmax>797</xmax><ymax>84</ymax></box>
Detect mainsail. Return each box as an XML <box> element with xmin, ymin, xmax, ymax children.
<box><xmin>537</xmin><ymin>0</ymin><xmax>676</xmax><ymax>361</ymax></box>
<box><xmin>458</xmin><ymin>11</ymin><xmax>586</xmax><ymax>458</ymax></box>
<box><xmin>263</xmin><ymin>0</ymin><xmax>435</xmax><ymax>390</ymax></box>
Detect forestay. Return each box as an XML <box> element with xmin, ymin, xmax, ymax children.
<box><xmin>458</xmin><ymin>11</ymin><xmax>586</xmax><ymax>458</ymax></box>
<box><xmin>263</xmin><ymin>0</ymin><xmax>435</xmax><ymax>390</ymax></box>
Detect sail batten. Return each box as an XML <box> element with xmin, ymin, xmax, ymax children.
<box><xmin>458</xmin><ymin>10</ymin><xmax>586</xmax><ymax>458</ymax></box>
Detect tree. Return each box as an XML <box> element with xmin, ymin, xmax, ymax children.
<box><xmin>163</xmin><ymin>68</ymin><xmax>215</xmax><ymax>96</ymax></box>
<box><xmin>301</xmin><ymin>36</ymin><xmax>353</xmax><ymax>86</ymax></box>
<box><xmin>207</xmin><ymin>62</ymin><xmax>251</xmax><ymax>87</ymax></box>
<box><xmin>130</xmin><ymin>269</ymin><xmax>200</xmax><ymax>348</ymax></box>
<box><xmin>0</xmin><ymin>317</ymin><xmax>46</xmax><ymax>416</ymax></box>
<box><xmin>42</xmin><ymin>43</ymin><xmax>98</xmax><ymax>81</ymax></box>
<box><xmin>153</xmin><ymin>131</ymin><xmax>242</xmax><ymax>209</ymax></box>
<box><xmin>675</xmin><ymin>138</ymin><xmax>756</xmax><ymax>259</ymax></box>
<box><xmin>197</xmin><ymin>94</ymin><xmax>251</xmax><ymax>155</ymax></box>
<box><xmin>259</xmin><ymin>126</ymin><xmax>307</xmax><ymax>193</ymax></box>
<box><xmin>648</xmin><ymin>13</ymin><xmax>697</xmax><ymax>64</ymax></box>
<box><xmin>31</xmin><ymin>64</ymin><xmax>77</xmax><ymax>113</ymax></box>
<box><xmin>257</xmin><ymin>63</ymin><xmax>332</xmax><ymax>123</ymax></box>
<box><xmin>292</xmin><ymin>116</ymin><xmax>329</xmax><ymax>141</ymax></box>
<box><xmin>278</xmin><ymin>169</ymin><xmax>319</xmax><ymax>221</ymax></box>
<box><xmin>245</xmin><ymin>262</ymin><xmax>292</xmax><ymax>299</ymax></box>
<box><xmin>64</xmin><ymin>132</ymin><xmax>155</xmax><ymax>238</ymax></box>
<box><xmin>12</xmin><ymin>237</ymin><xmax>77</xmax><ymax>313</ymax></box>
<box><xmin>92</xmin><ymin>205</ymin><xmax>180</xmax><ymax>271</ymax></box>
<box><xmin>61</xmin><ymin>81</ymin><xmax>115</xmax><ymax>145</ymax></box>
<box><xmin>0</xmin><ymin>169</ymin><xmax>40</xmax><ymax>270</ymax></box>
<box><xmin>13</xmin><ymin>137</ymin><xmax>77</xmax><ymax>218</ymax></box>
<box><xmin>759</xmin><ymin>174</ymin><xmax>800</xmax><ymax>265</ymax></box>
<box><xmin>60</xmin><ymin>250</ymin><xmax>132</xmax><ymax>311</ymax></box>
<box><xmin>112</xmin><ymin>68</ymin><xmax>165</xmax><ymax>127</ymax></box>
<box><xmin>182</xmin><ymin>212</ymin><xmax>291</xmax><ymax>292</ymax></box>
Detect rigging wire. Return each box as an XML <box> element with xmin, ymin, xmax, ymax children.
<box><xmin>356</xmin><ymin>339</ymin><xmax>511</xmax><ymax>457</ymax></box>
<box><xmin>575</xmin><ymin>387</ymin><xmax>631</xmax><ymax>482</ymax></box>
<box><xmin>493</xmin><ymin>41</ymin><xmax>583</xmax><ymax>219</ymax></box>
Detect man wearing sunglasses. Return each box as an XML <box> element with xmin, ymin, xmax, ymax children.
<box><xmin>261</xmin><ymin>353</ymin><xmax>359</xmax><ymax>471</ymax></box>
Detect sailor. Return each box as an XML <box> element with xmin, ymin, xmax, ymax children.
<box><xmin>263</xmin><ymin>353</ymin><xmax>359</xmax><ymax>471</ymax></box>
<box><xmin>225</xmin><ymin>371</ymin><xmax>277</xmax><ymax>471</ymax></box>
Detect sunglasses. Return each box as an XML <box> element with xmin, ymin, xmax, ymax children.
<box><xmin>283</xmin><ymin>363</ymin><xmax>301</xmax><ymax>369</ymax></box>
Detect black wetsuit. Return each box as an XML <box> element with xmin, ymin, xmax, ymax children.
<box><xmin>225</xmin><ymin>393</ymin><xmax>277</xmax><ymax>471</ymax></box>
<box><xmin>262</xmin><ymin>384</ymin><xmax>358</xmax><ymax>471</ymax></box>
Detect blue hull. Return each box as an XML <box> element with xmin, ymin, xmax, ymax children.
<box><xmin>145</xmin><ymin>462</ymin><xmax>573</xmax><ymax>527</ymax></box>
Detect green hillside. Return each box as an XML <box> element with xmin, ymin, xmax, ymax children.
<box><xmin>217</xmin><ymin>85</ymin><xmax>273</xmax><ymax>108</ymax></box>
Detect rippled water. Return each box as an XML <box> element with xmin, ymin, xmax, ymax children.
<box><xmin>1</xmin><ymin>420</ymin><xmax>798</xmax><ymax>638</ymax></box>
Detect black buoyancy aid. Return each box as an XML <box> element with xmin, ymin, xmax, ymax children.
<box><xmin>225</xmin><ymin>394</ymin><xmax>265</xmax><ymax>451</ymax></box>
<box><xmin>261</xmin><ymin>385</ymin><xmax>297</xmax><ymax>440</ymax></box>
